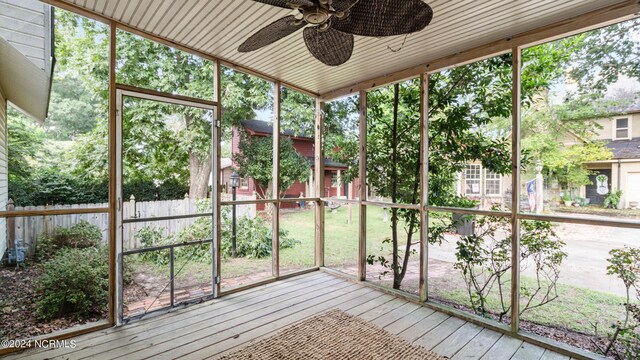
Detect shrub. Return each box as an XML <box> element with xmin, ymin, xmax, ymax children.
<box><xmin>133</xmin><ymin>205</ymin><xmax>301</xmax><ymax>266</ymax></box>
<box><xmin>452</xmin><ymin>214</ymin><xmax>566</xmax><ymax>322</ymax></box>
<box><xmin>54</xmin><ymin>221</ymin><xmax>102</xmax><ymax>248</ymax></box>
<box><xmin>220</xmin><ymin>215</ymin><xmax>299</xmax><ymax>259</ymax></box>
<box><xmin>604</xmin><ymin>190</ymin><xmax>623</xmax><ymax>209</ymax></box>
<box><xmin>36</xmin><ymin>246</ymin><xmax>108</xmax><ymax>320</ymax></box>
<box><xmin>36</xmin><ymin>221</ymin><xmax>102</xmax><ymax>261</ymax></box>
<box><xmin>134</xmin><ymin>226</ymin><xmax>170</xmax><ymax>265</ymax></box>
<box><xmin>596</xmin><ymin>246</ymin><xmax>640</xmax><ymax>359</ymax></box>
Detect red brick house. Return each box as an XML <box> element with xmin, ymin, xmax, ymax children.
<box><xmin>225</xmin><ymin>120</ymin><xmax>356</xmax><ymax>210</ymax></box>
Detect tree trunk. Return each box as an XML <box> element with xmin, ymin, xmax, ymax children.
<box><xmin>184</xmin><ymin>112</ymin><xmax>212</xmax><ymax>199</ymax></box>
<box><xmin>189</xmin><ymin>153</ymin><xmax>211</xmax><ymax>199</ymax></box>
<box><xmin>391</xmin><ymin>84</ymin><xmax>401</xmax><ymax>289</ymax></box>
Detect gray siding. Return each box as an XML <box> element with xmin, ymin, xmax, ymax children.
<box><xmin>0</xmin><ymin>88</ymin><xmax>6</xmax><ymax>260</ymax></box>
<box><xmin>0</xmin><ymin>0</ymin><xmax>51</xmax><ymax>73</ymax></box>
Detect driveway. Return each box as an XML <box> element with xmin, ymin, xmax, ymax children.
<box><xmin>429</xmin><ymin>219</ymin><xmax>637</xmax><ymax>297</ymax></box>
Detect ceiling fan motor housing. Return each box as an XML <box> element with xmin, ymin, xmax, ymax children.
<box><xmin>304</xmin><ymin>7</ymin><xmax>330</xmax><ymax>24</ymax></box>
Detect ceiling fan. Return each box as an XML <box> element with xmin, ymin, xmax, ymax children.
<box><xmin>238</xmin><ymin>0</ymin><xmax>433</xmax><ymax>66</ymax></box>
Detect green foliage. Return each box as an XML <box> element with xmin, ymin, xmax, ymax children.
<box><xmin>135</xmin><ymin>226</ymin><xmax>170</xmax><ymax>265</ymax></box>
<box><xmin>37</xmin><ymin>221</ymin><xmax>103</xmax><ymax>260</ymax></box>
<box><xmin>605</xmin><ymin>190</ymin><xmax>623</xmax><ymax>209</ymax></box>
<box><xmin>219</xmin><ymin>216</ymin><xmax>299</xmax><ymax>259</ymax></box>
<box><xmin>608</xmin><ymin>247</ymin><xmax>640</xmax><ymax>290</ymax></box>
<box><xmin>600</xmin><ymin>247</ymin><xmax>640</xmax><ymax>359</ymax></box>
<box><xmin>233</xmin><ymin>133</ymin><xmax>310</xmax><ymax>198</ymax></box>
<box><xmin>46</xmin><ymin>74</ymin><xmax>100</xmax><ymax>140</ymax></box>
<box><xmin>135</xmin><ymin>207</ymin><xmax>301</xmax><ymax>267</ymax></box>
<box><xmin>7</xmin><ymin>108</ymin><xmax>47</xmax><ymax>182</ymax></box>
<box><xmin>36</xmin><ymin>246</ymin><xmax>108</xmax><ymax>320</ymax></box>
<box><xmin>452</xmin><ymin>215</ymin><xmax>566</xmax><ymax>321</ymax></box>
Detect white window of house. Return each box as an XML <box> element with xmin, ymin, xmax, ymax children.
<box><xmin>240</xmin><ymin>178</ymin><xmax>249</xmax><ymax>189</ymax></box>
<box><xmin>484</xmin><ymin>169</ymin><xmax>501</xmax><ymax>196</ymax></box>
<box><xmin>464</xmin><ymin>164</ymin><xmax>481</xmax><ymax>195</ymax></box>
<box><xmin>614</xmin><ymin>117</ymin><xmax>630</xmax><ymax>140</ymax></box>
<box><xmin>331</xmin><ymin>171</ymin><xmax>340</xmax><ymax>187</ymax></box>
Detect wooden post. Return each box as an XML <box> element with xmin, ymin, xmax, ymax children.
<box><xmin>128</xmin><ymin>195</ymin><xmax>136</xmax><ymax>249</ymax></box>
<box><xmin>213</xmin><ymin>60</ymin><xmax>222</xmax><ymax>297</ymax></box>
<box><xmin>419</xmin><ymin>73</ymin><xmax>429</xmax><ymax>302</ymax></box>
<box><xmin>358</xmin><ymin>90</ymin><xmax>367</xmax><ymax>281</ymax></box>
<box><xmin>108</xmin><ymin>21</ymin><xmax>117</xmax><ymax>325</ymax></box>
<box><xmin>7</xmin><ymin>199</ymin><xmax>14</xmax><ymax>250</ymax></box>
<box><xmin>272</xmin><ymin>82</ymin><xmax>280</xmax><ymax>278</ymax></box>
<box><xmin>511</xmin><ymin>47</ymin><xmax>522</xmax><ymax>334</ymax></box>
<box><xmin>315</xmin><ymin>98</ymin><xmax>325</xmax><ymax>268</ymax></box>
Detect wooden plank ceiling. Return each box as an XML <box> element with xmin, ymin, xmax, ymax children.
<box><xmin>60</xmin><ymin>0</ymin><xmax>626</xmax><ymax>96</ymax></box>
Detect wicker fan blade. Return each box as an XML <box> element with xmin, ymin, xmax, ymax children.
<box><xmin>239</xmin><ymin>15</ymin><xmax>307</xmax><ymax>52</ymax></box>
<box><xmin>251</xmin><ymin>0</ymin><xmax>314</xmax><ymax>9</ymax></box>
<box><xmin>332</xmin><ymin>0</ymin><xmax>433</xmax><ymax>37</ymax></box>
<box><xmin>331</xmin><ymin>0</ymin><xmax>360</xmax><ymax>12</ymax></box>
<box><xmin>303</xmin><ymin>27</ymin><xmax>354</xmax><ymax>66</ymax></box>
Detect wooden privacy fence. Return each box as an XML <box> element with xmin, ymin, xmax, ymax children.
<box><xmin>9</xmin><ymin>193</ymin><xmax>256</xmax><ymax>255</ymax></box>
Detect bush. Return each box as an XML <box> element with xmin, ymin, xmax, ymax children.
<box><xmin>37</xmin><ymin>221</ymin><xmax>102</xmax><ymax>261</ymax></box>
<box><xmin>220</xmin><ymin>215</ymin><xmax>299</xmax><ymax>259</ymax></box>
<box><xmin>134</xmin><ymin>226</ymin><xmax>170</xmax><ymax>265</ymax></box>
<box><xmin>36</xmin><ymin>246</ymin><xmax>108</xmax><ymax>320</ymax></box>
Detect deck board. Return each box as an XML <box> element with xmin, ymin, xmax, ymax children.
<box><xmin>452</xmin><ymin>328</ymin><xmax>503</xmax><ymax>360</ymax></box>
<box><xmin>432</xmin><ymin>322</ymin><xmax>484</xmax><ymax>358</ymax></box>
<box><xmin>8</xmin><ymin>271</ymin><xmax>573</xmax><ymax>360</ymax></box>
<box><xmin>481</xmin><ymin>335</ymin><xmax>524</xmax><ymax>360</ymax></box>
<box><xmin>511</xmin><ymin>342</ymin><xmax>547</xmax><ymax>360</ymax></box>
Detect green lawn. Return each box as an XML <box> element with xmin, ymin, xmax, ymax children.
<box><xmin>131</xmin><ymin>205</ymin><xmax>631</xmax><ymax>337</ymax></box>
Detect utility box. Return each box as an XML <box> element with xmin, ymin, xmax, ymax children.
<box><xmin>7</xmin><ymin>238</ymin><xmax>26</xmax><ymax>266</ymax></box>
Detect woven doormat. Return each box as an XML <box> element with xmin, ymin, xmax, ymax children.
<box><xmin>216</xmin><ymin>309</ymin><xmax>447</xmax><ymax>360</ymax></box>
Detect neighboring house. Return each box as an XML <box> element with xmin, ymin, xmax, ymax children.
<box><xmin>574</xmin><ymin>103</ymin><xmax>640</xmax><ymax>207</ymax></box>
<box><xmin>229</xmin><ymin>120</ymin><xmax>355</xmax><ymax>210</ymax></box>
<box><xmin>457</xmin><ymin>163</ymin><xmax>512</xmax><ymax>209</ymax></box>
<box><xmin>0</xmin><ymin>0</ymin><xmax>54</xmax><ymax>260</ymax></box>
<box><xmin>457</xmin><ymin>102</ymin><xmax>640</xmax><ymax>209</ymax></box>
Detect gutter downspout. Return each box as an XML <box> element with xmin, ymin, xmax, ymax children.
<box><xmin>617</xmin><ymin>158</ymin><xmax>621</xmax><ymax>191</ymax></box>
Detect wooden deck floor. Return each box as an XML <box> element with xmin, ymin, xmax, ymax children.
<box><xmin>7</xmin><ymin>271</ymin><xmax>574</xmax><ymax>360</ymax></box>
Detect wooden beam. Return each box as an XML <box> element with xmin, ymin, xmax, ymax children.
<box><xmin>39</xmin><ymin>0</ymin><xmax>320</xmax><ymax>99</ymax></box>
<box><xmin>212</xmin><ymin>60</ymin><xmax>222</xmax><ymax>298</ymax></box>
<box><xmin>115</xmin><ymin>83</ymin><xmax>217</xmax><ymax>109</ymax></box>
<box><xmin>108</xmin><ymin>20</ymin><xmax>117</xmax><ymax>327</ymax></box>
<box><xmin>358</xmin><ymin>90</ymin><xmax>367</xmax><ymax>281</ymax></box>
<box><xmin>272</xmin><ymin>82</ymin><xmax>281</xmax><ymax>278</ymax></box>
<box><xmin>510</xmin><ymin>47</ymin><xmax>522</xmax><ymax>334</ymax></box>
<box><xmin>0</xmin><ymin>207</ymin><xmax>108</xmax><ymax>218</ymax></box>
<box><xmin>314</xmin><ymin>98</ymin><xmax>325</xmax><ymax>267</ymax></box>
<box><xmin>319</xmin><ymin>0</ymin><xmax>640</xmax><ymax>101</ymax></box>
<box><xmin>418</xmin><ymin>73</ymin><xmax>429</xmax><ymax>303</ymax></box>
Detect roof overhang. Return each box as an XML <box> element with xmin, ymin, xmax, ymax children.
<box><xmin>0</xmin><ymin>37</ymin><xmax>51</xmax><ymax>121</ymax></box>
<box><xmin>41</xmin><ymin>0</ymin><xmax>640</xmax><ymax>101</ymax></box>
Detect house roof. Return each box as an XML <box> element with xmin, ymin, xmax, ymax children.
<box><xmin>304</xmin><ymin>156</ymin><xmax>348</xmax><ymax>170</ymax></box>
<box><xmin>0</xmin><ymin>37</ymin><xmax>51</xmax><ymax>121</ymax></box>
<box><xmin>51</xmin><ymin>0</ymin><xmax>631</xmax><ymax>98</ymax></box>
<box><xmin>605</xmin><ymin>138</ymin><xmax>640</xmax><ymax>159</ymax></box>
<box><xmin>221</xmin><ymin>158</ymin><xmax>233</xmax><ymax>169</ymax></box>
<box><xmin>240</xmin><ymin>120</ymin><xmax>313</xmax><ymax>139</ymax></box>
<box><xmin>610</xmin><ymin>100</ymin><xmax>640</xmax><ymax>115</ymax></box>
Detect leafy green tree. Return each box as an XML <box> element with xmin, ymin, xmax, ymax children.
<box><xmin>46</xmin><ymin>74</ymin><xmax>99</xmax><ymax>140</ymax></box>
<box><xmin>7</xmin><ymin>108</ymin><xmax>46</xmax><ymax>182</ymax></box>
<box><xmin>54</xmin><ymin>10</ymin><xmax>314</xmax><ymax>201</ymax></box>
<box><xmin>233</xmin><ymin>133</ymin><xmax>310</xmax><ymax>200</ymax></box>
<box><xmin>330</xmin><ymin>35</ymin><xmax>592</xmax><ymax>289</ymax></box>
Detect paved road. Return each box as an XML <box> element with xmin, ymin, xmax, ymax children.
<box><xmin>429</xmin><ymin>220</ymin><xmax>638</xmax><ymax>297</ymax></box>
